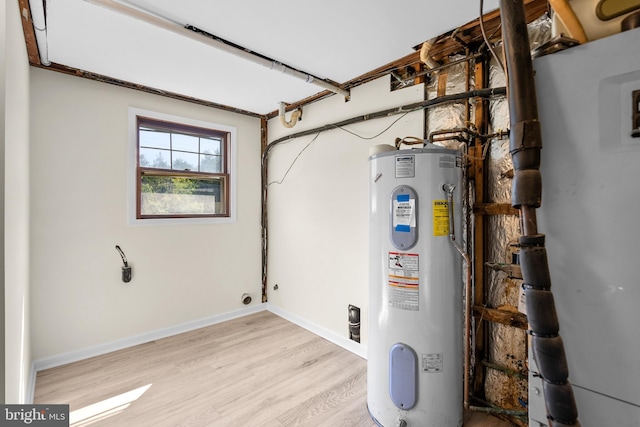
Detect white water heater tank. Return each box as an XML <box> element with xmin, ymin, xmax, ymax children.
<box><xmin>367</xmin><ymin>147</ymin><xmax>463</xmax><ymax>427</ymax></box>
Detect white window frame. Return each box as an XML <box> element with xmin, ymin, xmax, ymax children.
<box><xmin>128</xmin><ymin>107</ymin><xmax>237</xmax><ymax>226</ymax></box>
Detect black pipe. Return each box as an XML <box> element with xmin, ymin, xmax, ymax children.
<box><xmin>264</xmin><ymin>87</ymin><xmax>506</xmax><ymax>149</ymax></box>
<box><xmin>499</xmin><ymin>1</ymin><xmax>580</xmax><ymax>425</ymax></box>
<box><xmin>260</xmin><ymin>87</ymin><xmax>507</xmax><ymax>301</ymax></box>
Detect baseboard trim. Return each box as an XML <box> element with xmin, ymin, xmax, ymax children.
<box><xmin>267</xmin><ymin>304</ymin><xmax>367</xmax><ymax>359</ymax></box>
<box><xmin>26</xmin><ymin>363</ymin><xmax>37</xmax><ymax>404</ymax></box>
<box><xmin>33</xmin><ymin>304</ymin><xmax>267</xmax><ymax>373</ymax></box>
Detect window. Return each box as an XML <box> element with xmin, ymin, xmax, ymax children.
<box><xmin>129</xmin><ymin>109</ymin><xmax>236</xmax><ymax>224</ymax></box>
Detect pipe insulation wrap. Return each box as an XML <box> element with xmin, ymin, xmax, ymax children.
<box><xmin>542</xmin><ymin>381</ymin><xmax>580</xmax><ymax>424</ymax></box>
<box><xmin>419</xmin><ymin>38</ymin><xmax>440</xmax><ymax>70</ymax></box>
<box><xmin>510</xmin><ymin>120</ymin><xmax>542</xmax><ymax>170</ymax></box>
<box><xmin>499</xmin><ymin>0</ymin><xmax>579</xmax><ymax>424</ymax></box>
<box><xmin>484</xmin><ymin>13</ymin><xmax>553</xmax><ymax>413</ymax></box>
<box><xmin>511</xmin><ymin>170</ymin><xmax>542</xmax><ymax>208</ymax></box>
<box><xmin>548</xmin><ymin>0</ymin><xmax>588</xmax><ymax>44</ymax></box>
<box><xmin>519</xmin><ymin>238</ymin><xmax>551</xmax><ymax>288</ymax></box>
<box><xmin>525</xmin><ymin>289</ymin><xmax>559</xmax><ymax>336</ymax></box>
<box><xmin>531</xmin><ymin>335</ymin><xmax>569</xmax><ymax>383</ymax></box>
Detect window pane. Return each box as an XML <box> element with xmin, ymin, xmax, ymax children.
<box><xmin>172</xmin><ymin>151</ymin><xmax>198</xmax><ymax>171</ymax></box>
<box><xmin>139</xmin><ymin>128</ymin><xmax>170</xmax><ymax>149</ymax></box>
<box><xmin>140</xmin><ymin>148</ymin><xmax>170</xmax><ymax>169</ymax></box>
<box><xmin>172</xmin><ymin>133</ymin><xmax>199</xmax><ymax>153</ymax></box>
<box><xmin>201</xmin><ymin>137</ymin><xmax>222</xmax><ymax>155</ymax></box>
<box><xmin>140</xmin><ymin>176</ymin><xmax>225</xmax><ymax>215</ymax></box>
<box><xmin>200</xmin><ymin>154</ymin><xmax>222</xmax><ymax>173</ymax></box>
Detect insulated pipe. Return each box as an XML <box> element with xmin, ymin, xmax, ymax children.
<box><xmin>83</xmin><ymin>0</ymin><xmax>350</xmax><ymax>99</ymax></box>
<box><xmin>29</xmin><ymin>0</ymin><xmax>50</xmax><ymax>66</ymax></box>
<box><xmin>548</xmin><ymin>0</ymin><xmax>589</xmax><ymax>44</ymax></box>
<box><xmin>419</xmin><ymin>38</ymin><xmax>439</xmax><ymax>70</ymax></box>
<box><xmin>499</xmin><ymin>1</ymin><xmax>580</xmax><ymax>425</ymax></box>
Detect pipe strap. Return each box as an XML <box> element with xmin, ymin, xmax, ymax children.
<box><xmin>519</xmin><ymin>234</ymin><xmax>545</xmax><ymax>246</ymax></box>
<box><xmin>550</xmin><ymin>419</ymin><xmax>582</xmax><ymax>427</ymax></box>
<box><xmin>526</xmin><ymin>289</ymin><xmax>559</xmax><ymax>335</ymax></box>
<box><xmin>520</xmin><ymin>244</ymin><xmax>551</xmax><ymax>288</ymax></box>
<box><xmin>511</xmin><ymin>169</ymin><xmax>541</xmax><ymax>208</ymax></box>
<box><xmin>522</xmin><ymin>283</ymin><xmax>548</xmax><ymax>291</ymax></box>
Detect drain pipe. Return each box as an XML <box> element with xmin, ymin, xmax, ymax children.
<box><xmin>83</xmin><ymin>0</ymin><xmax>350</xmax><ymax>99</ymax></box>
<box><xmin>279</xmin><ymin>102</ymin><xmax>302</xmax><ymax>129</ymax></box>
<box><xmin>29</xmin><ymin>0</ymin><xmax>50</xmax><ymax>66</ymax></box>
<box><xmin>499</xmin><ymin>1</ymin><xmax>580</xmax><ymax>426</ymax></box>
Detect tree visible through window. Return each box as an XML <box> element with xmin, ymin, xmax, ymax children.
<box><xmin>136</xmin><ymin>116</ymin><xmax>230</xmax><ymax>218</ymax></box>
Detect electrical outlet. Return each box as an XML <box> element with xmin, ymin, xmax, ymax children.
<box><xmin>348</xmin><ymin>305</ymin><xmax>361</xmax><ymax>343</ymax></box>
<box><xmin>122</xmin><ymin>266</ymin><xmax>132</xmax><ymax>283</ymax></box>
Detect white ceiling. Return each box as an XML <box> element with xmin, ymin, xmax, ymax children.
<box><xmin>42</xmin><ymin>0</ymin><xmax>499</xmax><ymax>115</ymax></box>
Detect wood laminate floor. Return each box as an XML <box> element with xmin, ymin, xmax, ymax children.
<box><xmin>35</xmin><ymin>311</ymin><xmax>515</xmax><ymax>427</ymax></box>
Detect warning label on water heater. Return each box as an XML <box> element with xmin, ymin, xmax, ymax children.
<box><xmin>387</xmin><ymin>252</ymin><xmax>419</xmax><ymax>311</ymax></box>
<box><xmin>433</xmin><ymin>200</ymin><xmax>450</xmax><ymax>237</ymax></box>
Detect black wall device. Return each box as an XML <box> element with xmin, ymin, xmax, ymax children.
<box><xmin>115</xmin><ymin>245</ymin><xmax>132</xmax><ymax>283</ymax></box>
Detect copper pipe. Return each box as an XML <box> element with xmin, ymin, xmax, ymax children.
<box><xmin>520</xmin><ymin>205</ymin><xmax>538</xmax><ymax>236</ymax></box>
<box><xmin>444</xmin><ymin>183</ymin><xmax>472</xmax><ymax>409</ymax></box>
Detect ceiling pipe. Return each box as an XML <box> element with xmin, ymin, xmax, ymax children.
<box><xmin>83</xmin><ymin>0</ymin><xmax>350</xmax><ymax>100</ymax></box>
<box><xmin>29</xmin><ymin>0</ymin><xmax>50</xmax><ymax>66</ymax></box>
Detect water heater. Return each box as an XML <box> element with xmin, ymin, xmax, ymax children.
<box><xmin>368</xmin><ymin>146</ymin><xmax>464</xmax><ymax>427</ymax></box>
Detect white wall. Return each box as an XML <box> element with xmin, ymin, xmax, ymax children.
<box><xmin>3</xmin><ymin>0</ymin><xmax>32</xmax><ymax>403</ymax></box>
<box><xmin>30</xmin><ymin>69</ymin><xmax>262</xmax><ymax>361</ymax></box>
<box><xmin>266</xmin><ymin>77</ymin><xmax>424</xmax><ymax>351</ymax></box>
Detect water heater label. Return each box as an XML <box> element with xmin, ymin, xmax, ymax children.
<box><xmin>433</xmin><ymin>200</ymin><xmax>450</xmax><ymax>236</ymax></box>
<box><xmin>395</xmin><ymin>155</ymin><xmax>415</xmax><ymax>178</ymax></box>
<box><xmin>393</xmin><ymin>197</ymin><xmax>415</xmax><ymax>231</ymax></box>
<box><xmin>422</xmin><ymin>353</ymin><xmax>444</xmax><ymax>373</ymax></box>
<box><xmin>387</xmin><ymin>252</ymin><xmax>420</xmax><ymax>311</ymax></box>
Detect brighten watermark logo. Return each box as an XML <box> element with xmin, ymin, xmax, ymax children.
<box><xmin>2</xmin><ymin>405</ymin><xmax>69</xmax><ymax>426</ymax></box>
